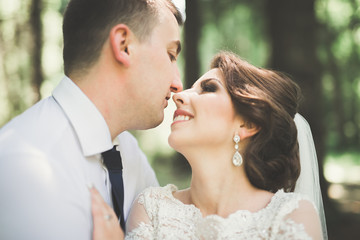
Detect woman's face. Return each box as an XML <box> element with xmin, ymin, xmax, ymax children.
<box><xmin>168</xmin><ymin>68</ymin><xmax>239</xmax><ymax>153</ymax></box>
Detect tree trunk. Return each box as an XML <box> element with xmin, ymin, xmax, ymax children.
<box><xmin>265</xmin><ymin>0</ymin><xmax>330</xmax><ymax>207</ymax></box>
<box><xmin>29</xmin><ymin>0</ymin><xmax>44</xmax><ymax>102</ymax></box>
<box><xmin>184</xmin><ymin>0</ymin><xmax>201</xmax><ymax>88</ymax></box>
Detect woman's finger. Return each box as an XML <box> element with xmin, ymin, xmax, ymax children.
<box><xmin>90</xmin><ymin>186</ymin><xmax>124</xmax><ymax>240</ymax></box>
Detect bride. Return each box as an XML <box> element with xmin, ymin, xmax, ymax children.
<box><xmin>90</xmin><ymin>51</ymin><xmax>327</xmax><ymax>239</ymax></box>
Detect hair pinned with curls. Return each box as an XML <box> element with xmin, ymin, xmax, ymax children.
<box><xmin>211</xmin><ymin>51</ymin><xmax>302</xmax><ymax>192</ymax></box>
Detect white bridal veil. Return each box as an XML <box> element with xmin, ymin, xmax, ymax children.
<box><xmin>294</xmin><ymin>114</ymin><xmax>328</xmax><ymax>240</ymax></box>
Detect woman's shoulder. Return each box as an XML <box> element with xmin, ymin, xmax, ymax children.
<box><xmin>272</xmin><ymin>190</ymin><xmax>315</xmax><ymax>210</ymax></box>
<box><xmin>136</xmin><ymin>184</ymin><xmax>178</xmax><ymax>204</ymax></box>
<box><xmin>269</xmin><ymin>190</ymin><xmax>322</xmax><ymax>239</ymax></box>
<box><xmin>141</xmin><ymin>184</ymin><xmax>178</xmax><ymax>196</ymax></box>
<box><xmin>129</xmin><ymin>184</ymin><xmax>179</xmax><ymax>223</ymax></box>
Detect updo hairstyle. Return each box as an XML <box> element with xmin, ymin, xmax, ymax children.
<box><xmin>211</xmin><ymin>51</ymin><xmax>302</xmax><ymax>192</ymax></box>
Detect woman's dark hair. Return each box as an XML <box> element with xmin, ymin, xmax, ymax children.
<box><xmin>211</xmin><ymin>51</ymin><xmax>302</xmax><ymax>192</ymax></box>
<box><xmin>62</xmin><ymin>0</ymin><xmax>183</xmax><ymax>76</ymax></box>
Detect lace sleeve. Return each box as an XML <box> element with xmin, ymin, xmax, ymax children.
<box><xmin>274</xmin><ymin>198</ymin><xmax>323</xmax><ymax>240</ymax></box>
<box><xmin>125</xmin><ymin>192</ymin><xmax>154</xmax><ymax>240</ymax></box>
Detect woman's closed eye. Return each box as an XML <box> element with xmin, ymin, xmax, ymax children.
<box><xmin>201</xmin><ymin>80</ymin><xmax>218</xmax><ymax>93</ymax></box>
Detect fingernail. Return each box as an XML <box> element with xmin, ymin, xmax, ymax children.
<box><xmin>87</xmin><ymin>183</ymin><xmax>94</xmax><ymax>189</ymax></box>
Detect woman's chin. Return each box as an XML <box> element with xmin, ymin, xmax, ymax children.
<box><xmin>168</xmin><ymin>135</ymin><xmax>187</xmax><ymax>153</ymax></box>
<box><xmin>168</xmin><ymin>135</ymin><xmax>178</xmax><ymax>150</ymax></box>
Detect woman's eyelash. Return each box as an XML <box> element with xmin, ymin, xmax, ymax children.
<box><xmin>201</xmin><ymin>82</ymin><xmax>218</xmax><ymax>92</ymax></box>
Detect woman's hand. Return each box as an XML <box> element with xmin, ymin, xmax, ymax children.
<box><xmin>90</xmin><ymin>187</ymin><xmax>124</xmax><ymax>240</ymax></box>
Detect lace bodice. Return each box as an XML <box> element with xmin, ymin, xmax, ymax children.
<box><xmin>125</xmin><ymin>185</ymin><xmax>314</xmax><ymax>240</ymax></box>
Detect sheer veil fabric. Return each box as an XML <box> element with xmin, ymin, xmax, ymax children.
<box><xmin>294</xmin><ymin>114</ymin><xmax>328</xmax><ymax>240</ymax></box>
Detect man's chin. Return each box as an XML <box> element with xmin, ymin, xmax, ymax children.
<box><xmin>137</xmin><ymin>115</ymin><xmax>164</xmax><ymax>130</ymax></box>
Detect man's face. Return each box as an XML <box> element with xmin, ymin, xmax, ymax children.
<box><xmin>127</xmin><ymin>8</ymin><xmax>183</xmax><ymax>130</ymax></box>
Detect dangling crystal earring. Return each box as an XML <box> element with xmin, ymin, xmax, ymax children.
<box><xmin>232</xmin><ymin>134</ymin><xmax>243</xmax><ymax>167</ymax></box>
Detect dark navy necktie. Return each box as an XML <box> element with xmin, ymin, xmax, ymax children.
<box><xmin>101</xmin><ymin>145</ymin><xmax>125</xmax><ymax>231</ymax></box>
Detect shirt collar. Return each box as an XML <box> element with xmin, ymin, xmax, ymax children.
<box><xmin>52</xmin><ymin>76</ymin><xmax>113</xmax><ymax>156</ymax></box>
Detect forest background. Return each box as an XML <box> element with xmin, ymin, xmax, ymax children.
<box><xmin>0</xmin><ymin>0</ymin><xmax>359</xmax><ymax>239</ymax></box>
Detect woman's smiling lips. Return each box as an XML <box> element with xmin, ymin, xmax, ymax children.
<box><xmin>172</xmin><ymin>109</ymin><xmax>194</xmax><ymax>126</ymax></box>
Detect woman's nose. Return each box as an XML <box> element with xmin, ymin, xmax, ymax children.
<box><xmin>172</xmin><ymin>91</ymin><xmax>188</xmax><ymax>106</ymax></box>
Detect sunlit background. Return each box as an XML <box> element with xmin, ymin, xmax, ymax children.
<box><xmin>0</xmin><ymin>0</ymin><xmax>359</xmax><ymax>239</ymax></box>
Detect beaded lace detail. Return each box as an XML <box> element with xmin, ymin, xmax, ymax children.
<box><xmin>126</xmin><ymin>184</ymin><xmax>312</xmax><ymax>240</ymax></box>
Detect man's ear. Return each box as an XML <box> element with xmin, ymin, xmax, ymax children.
<box><xmin>239</xmin><ymin>122</ymin><xmax>260</xmax><ymax>140</ymax></box>
<box><xmin>109</xmin><ymin>24</ymin><xmax>131</xmax><ymax>67</ymax></box>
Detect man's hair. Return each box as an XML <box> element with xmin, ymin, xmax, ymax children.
<box><xmin>62</xmin><ymin>0</ymin><xmax>183</xmax><ymax>76</ymax></box>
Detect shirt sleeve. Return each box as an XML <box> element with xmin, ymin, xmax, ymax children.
<box><xmin>0</xmin><ymin>149</ymin><xmax>92</xmax><ymax>240</ymax></box>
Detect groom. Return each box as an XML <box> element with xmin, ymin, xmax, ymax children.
<box><xmin>0</xmin><ymin>0</ymin><xmax>183</xmax><ymax>239</ymax></box>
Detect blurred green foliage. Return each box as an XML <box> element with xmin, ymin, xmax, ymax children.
<box><xmin>327</xmin><ymin>151</ymin><xmax>360</xmax><ymax>165</ymax></box>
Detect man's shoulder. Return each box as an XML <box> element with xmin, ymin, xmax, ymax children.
<box><xmin>1</xmin><ymin>96</ymin><xmax>63</xmax><ymax>127</ymax></box>
<box><xmin>0</xmin><ymin>96</ymin><xmax>70</xmax><ymax>151</ymax></box>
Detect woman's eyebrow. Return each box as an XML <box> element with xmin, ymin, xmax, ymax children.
<box><xmin>191</xmin><ymin>78</ymin><xmax>223</xmax><ymax>89</ymax></box>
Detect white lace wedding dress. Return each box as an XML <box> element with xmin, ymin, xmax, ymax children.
<box><xmin>125</xmin><ymin>184</ymin><xmax>317</xmax><ymax>240</ymax></box>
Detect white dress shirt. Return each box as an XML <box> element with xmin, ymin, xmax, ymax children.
<box><xmin>0</xmin><ymin>76</ymin><xmax>159</xmax><ymax>240</ymax></box>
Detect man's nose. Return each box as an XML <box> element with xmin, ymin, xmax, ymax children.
<box><xmin>170</xmin><ymin>67</ymin><xmax>183</xmax><ymax>92</ymax></box>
